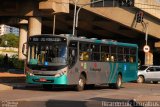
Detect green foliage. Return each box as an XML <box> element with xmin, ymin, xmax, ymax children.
<box><xmin>0</xmin><ymin>54</ymin><xmax>4</xmax><ymax>66</ymax></box>
<box><xmin>10</xmin><ymin>55</ymin><xmax>24</xmax><ymax>69</ymax></box>
<box><xmin>0</xmin><ymin>54</ymin><xmax>24</xmax><ymax>70</ymax></box>
<box><xmin>0</xmin><ymin>33</ymin><xmax>19</xmax><ymax>48</ymax></box>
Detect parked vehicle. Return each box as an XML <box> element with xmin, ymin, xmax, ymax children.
<box><xmin>137</xmin><ymin>65</ymin><xmax>160</xmax><ymax>83</ymax></box>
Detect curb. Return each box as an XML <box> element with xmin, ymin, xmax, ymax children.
<box><xmin>0</xmin><ymin>84</ymin><xmax>13</xmax><ymax>90</ymax></box>
<box><xmin>0</xmin><ymin>83</ymin><xmax>42</xmax><ymax>91</ymax></box>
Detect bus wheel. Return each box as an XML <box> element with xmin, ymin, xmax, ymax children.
<box><xmin>42</xmin><ymin>84</ymin><xmax>53</xmax><ymax>90</ymax></box>
<box><xmin>108</xmin><ymin>83</ymin><xmax>114</xmax><ymax>89</ymax></box>
<box><xmin>75</xmin><ymin>75</ymin><xmax>86</xmax><ymax>91</ymax></box>
<box><xmin>114</xmin><ymin>74</ymin><xmax>122</xmax><ymax>89</ymax></box>
<box><xmin>108</xmin><ymin>83</ymin><xmax>115</xmax><ymax>89</ymax></box>
<box><xmin>137</xmin><ymin>76</ymin><xmax>144</xmax><ymax>83</ymax></box>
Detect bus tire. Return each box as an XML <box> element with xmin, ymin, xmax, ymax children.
<box><xmin>114</xmin><ymin>74</ymin><xmax>122</xmax><ymax>89</ymax></box>
<box><xmin>137</xmin><ymin>75</ymin><xmax>145</xmax><ymax>83</ymax></box>
<box><xmin>75</xmin><ymin>75</ymin><xmax>86</xmax><ymax>91</ymax></box>
<box><xmin>108</xmin><ymin>83</ymin><xmax>114</xmax><ymax>89</ymax></box>
<box><xmin>42</xmin><ymin>84</ymin><xmax>53</xmax><ymax>90</ymax></box>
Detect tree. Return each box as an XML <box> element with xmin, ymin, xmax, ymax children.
<box><xmin>0</xmin><ymin>33</ymin><xmax>19</xmax><ymax>48</ymax></box>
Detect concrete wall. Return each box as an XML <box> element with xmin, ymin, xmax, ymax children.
<box><xmin>0</xmin><ymin>0</ymin><xmax>69</xmax><ymax>16</ymax></box>
<box><xmin>75</xmin><ymin>0</ymin><xmax>160</xmax><ymax>39</ymax></box>
<box><xmin>135</xmin><ymin>0</ymin><xmax>160</xmax><ymax>19</ymax></box>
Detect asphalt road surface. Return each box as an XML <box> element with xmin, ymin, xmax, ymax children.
<box><xmin>1</xmin><ymin>83</ymin><xmax>160</xmax><ymax>107</ymax></box>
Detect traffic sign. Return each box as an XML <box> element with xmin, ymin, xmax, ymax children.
<box><xmin>143</xmin><ymin>45</ymin><xmax>150</xmax><ymax>52</ymax></box>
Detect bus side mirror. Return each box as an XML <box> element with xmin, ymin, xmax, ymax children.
<box><xmin>22</xmin><ymin>43</ymin><xmax>27</xmax><ymax>56</ymax></box>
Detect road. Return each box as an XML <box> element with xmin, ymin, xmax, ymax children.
<box><xmin>0</xmin><ymin>83</ymin><xmax>160</xmax><ymax>107</ymax></box>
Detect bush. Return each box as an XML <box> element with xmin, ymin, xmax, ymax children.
<box><xmin>9</xmin><ymin>55</ymin><xmax>24</xmax><ymax>69</ymax></box>
<box><xmin>0</xmin><ymin>54</ymin><xmax>24</xmax><ymax>70</ymax></box>
<box><xmin>0</xmin><ymin>54</ymin><xmax>4</xmax><ymax>67</ymax></box>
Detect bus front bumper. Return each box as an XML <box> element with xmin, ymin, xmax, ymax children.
<box><xmin>26</xmin><ymin>74</ymin><xmax>68</xmax><ymax>85</ymax></box>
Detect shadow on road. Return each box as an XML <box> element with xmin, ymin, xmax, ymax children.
<box><xmin>46</xmin><ymin>98</ymin><xmax>143</xmax><ymax>107</ymax></box>
<box><xmin>14</xmin><ymin>84</ymin><xmax>124</xmax><ymax>92</ymax></box>
<box><xmin>8</xmin><ymin>98</ymin><xmax>144</xmax><ymax>107</ymax></box>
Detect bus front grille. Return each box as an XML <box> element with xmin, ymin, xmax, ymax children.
<box><xmin>33</xmin><ymin>74</ymin><xmax>56</xmax><ymax>76</ymax></box>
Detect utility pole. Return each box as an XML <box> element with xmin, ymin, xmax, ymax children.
<box><xmin>53</xmin><ymin>15</ymin><xmax>56</xmax><ymax>35</ymax></box>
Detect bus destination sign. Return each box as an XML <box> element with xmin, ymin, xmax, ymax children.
<box><xmin>29</xmin><ymin>37</ymin><xmax>66</xmax><ymax>42</ymax></box>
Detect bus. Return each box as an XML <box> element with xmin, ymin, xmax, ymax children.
<box><xmin>23</xmin><ymin>34</ymin><xmax>138</xmax><ymax>91</ymax></box>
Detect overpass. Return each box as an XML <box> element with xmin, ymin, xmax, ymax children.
<box><xmin>0</xmin><ymin>0</ymin><xmax>159</xmax><ymax>65</ymax></box>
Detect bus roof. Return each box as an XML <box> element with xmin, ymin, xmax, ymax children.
<box><xmin>29</xmin><ymin>34</ymin><xmax>138</xmax><ymax>48</ymax></box>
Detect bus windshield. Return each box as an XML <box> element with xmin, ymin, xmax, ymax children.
<box><xmin>28</xmin><ymin>43</ymin><xmax>67</xmax><ymax>66</ymax></box>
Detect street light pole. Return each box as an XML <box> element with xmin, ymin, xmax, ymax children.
<box><xmin>144</xmin><ymin>22</ymin><xmax>150</xmax><ymax>65</ymax></box>
<box><xmin>53</xmin><ymin>15</ymin><xmax>56</xmax><ymax>35</ymax></box>
<box><xmin>72</xmin><ymin>0</ymin><xmax>79</xmax><ymax>36</ymax></box>
<box><xmin>145</xmin><ymin>22</ymin><xmax>149</xmax><ymax>45</ymax></box>
<box><xmin>73</xmin><ymin>0</ymin><xmax>103</xmax><ymax>36</ymax></box>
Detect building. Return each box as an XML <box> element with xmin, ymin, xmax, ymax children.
<box><xmin>0</xmin><ymin>24</ymin><xmax>19</xmax><ymax>36</ymax></box>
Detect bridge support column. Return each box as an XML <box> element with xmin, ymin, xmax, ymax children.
<box><xmin>144</xmin><ymin>52</ymin><xmax>153</xmax><ymax>65</ymax></box>
<box><xmin>28</xmin><ymin>17</ymin><xmax>42</xmax><ymax>36</ymax></box>
<box><xmin>19</xmin><ymin>25</ymin><xmax>27</xmax><ymax>60</ymax></box>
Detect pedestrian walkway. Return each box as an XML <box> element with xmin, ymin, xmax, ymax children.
<box><xmin>0</xmin><ymin>72</ymin><xmax>25</xmax><ymax>77</ymax></box>
<box><xmin>0</xmin><ymin>70</ymin><xmax>42</xmax><ymax>90</ymax></box>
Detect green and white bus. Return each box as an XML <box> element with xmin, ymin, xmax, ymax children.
<box><xmin>23</xmin><ymin>34</ymin><xmax>138</xmax><ymax>91</ymax></box>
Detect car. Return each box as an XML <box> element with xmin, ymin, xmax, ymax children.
<box><xmin>137</xmin><ymin>65</ymin><xmax>160</xmax><ymax>84</ymax></box>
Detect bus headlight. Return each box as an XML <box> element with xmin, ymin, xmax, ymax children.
<box><xmin>25</xmin><ymin>67</ymin><xmax>34</xmax><ymax>76</ymax></box>
<box><xmin>28</xmin><ymin>72</ymin><xmax>34</xmax><ymax>76</ymax></box>
<box><xmin>54</xmin><ymin>71</ymin><xmax>66</xmax><ymax>77</ymax></box>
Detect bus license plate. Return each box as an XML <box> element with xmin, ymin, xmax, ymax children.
<box><xmin>39</xmin><ymin>78</ymin><xmax>47</xmax><ymax>82</ymax></box>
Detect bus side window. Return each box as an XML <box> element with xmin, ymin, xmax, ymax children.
<box><xmin>124</xmin><ymin>48</ymin><xmax>130</xmax><ymax>62</ymax></box>
<box><xmin>79</xmin><ymin>42</ymin><xmax>90</xmax><ymax>61</ymax></box>
<box><xmin>130</xmin><ymin>48</ymin><xmax>137</xmax><ymax>63</ymax></box>
<box><xmin>124</xmin><ymin>56</ymin><xmax>127</xmax><ymax>62</ymax></box>
<box><xmin>101</xmin><ymin>45</ymin><xmax>110</xmax><ymax>62</ymax></box>
<box><xmin>111</xmin><ymin>55</ymin><xmax>114</xmax><ymax>62</ymax></box>
<box><xmin>80</xmin><ymin>52</ymin><xmax>89</xmax><ymax>61</ymax></box>
<box><xmin>105</xmin><ymin>54</ymin><xmax>110</xmax><ymax>61</ymax></box>
<box><xmin>129</xmin><ymin>57</ymin><xmax>133</xmax><ymax>63</ymax></box>
<box><xmin>68</xmin><ymin>41</ymin><xmax>78</xmax><ymax>68</ymax></box>
<box><xmin>110</xmin><ymin>46</ymin><xmax>117</xmax><ymax>62</ymax></box>
<box><xmin>101</xmin><ymin>54</ymin><xmax>110</xmax><ymax>62</ymax></box>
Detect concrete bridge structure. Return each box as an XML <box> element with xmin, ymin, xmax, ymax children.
<box><xmin>0</xmin><ymin>0</ymin><xmax>159</xmax><ymax>65</ymax></box>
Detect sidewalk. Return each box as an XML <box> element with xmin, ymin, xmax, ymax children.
<box><xmin>0</xmin><ymin>72</ymin><xmax>25</xmax><ymax>83</ymax></box>
<box><xmin>0</xmin><ymin>70</ymin><xmax>41</xmax><ymax>90</ymax></box>
<box><xmin>0</xmin><ymin>70</ymin><xmax>26</xmax><ymax>90</ymax></box>
<box><xmin>0</xmin><ymin>84</ymin><xmax>13</xmax><ymax>90</ymax></box>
